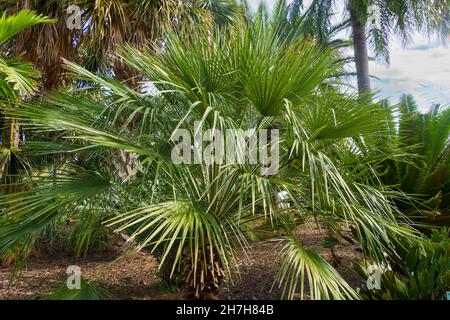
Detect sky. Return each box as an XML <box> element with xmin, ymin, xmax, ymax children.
<box><xmin>248</xmin><ymin>0</ymin><xmax>450</xmax><ymax>110</ymax></box>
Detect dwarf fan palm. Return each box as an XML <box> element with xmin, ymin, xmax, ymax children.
<box><xmin>0</xmin><ymin>20</ymin><xmax>414</xmax><ymax>299</ymax></box>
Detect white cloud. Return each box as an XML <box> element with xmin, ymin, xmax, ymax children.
<box><xmin>247</xmin><ymin>0</ymin><xmax>276</xmax><ymax>11</ymax></box>
<box><xmin>247</xmin><ymin>0</ymin><xmax>450</xmax><ymax>108</ymax></box>
<box><xmin>370</xmin><ymin>40</ymin><xmax>450</xmax><ymax>108</ymax></box>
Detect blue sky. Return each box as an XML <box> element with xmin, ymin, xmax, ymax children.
<box><xmin>248</xmin><ymin>0</ymin><xmax>450</xmax><ymax>109</ymax></box>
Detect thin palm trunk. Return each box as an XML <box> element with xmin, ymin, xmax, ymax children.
<box><xmin>350</xmin><ymin>9</ymin><xmax>371</xmax><ymax>93</ymax></box>
<box><xmin>1</xmin><ymin>117</ymin><xmax>21</xmax><ymax>194</ymax></box>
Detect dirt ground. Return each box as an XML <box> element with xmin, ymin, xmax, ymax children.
<box><xmin>0</xmin><ymin>224</ymin><xmax>363</xmax><ymax>300</ymax></box>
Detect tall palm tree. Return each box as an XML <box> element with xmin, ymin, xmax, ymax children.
<box><xmin>0</xmin><ymin>17</ymin><xmax>414</xmax><ymax>299</ymax></box>
<box><xmin>287</xmin><ymin>0</ymin><xmax>450</xmax><ymax>93</ymax></box>
<box><xmin>3</xmin><ymin>0</ymin><xmax>237</xmax><ymax>90</ymax></box>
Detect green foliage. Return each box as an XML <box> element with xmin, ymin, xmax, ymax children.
<box><xmin>354</xmin><ymin>228</ymin><xmax>450</xmax><ymax>300</ymax></box>
<box><xmin>0</xmin><ymin>10</ymin><xmax>54</xmax><ymax>248</ymax></box>
<box><xmin>159</xmin><ymin>278</ymin><xmax>182</xmax><ymax>294</ymax></box>
<box><xmin>68</xmin><ymin>210</ymin><xmax>114</xmax><ymax>256</ymax></box>
<box><xmin>1</xmin><ymin>1</ymin><xmax>235</xmax><ymax>89</ymax></box>
<box><xmin>376</xmin><ymin>95</ymin><xmax>450</xmax><ymax>224</ymax></box>
<box><xmin>0</xmin><ymin>9</ymin><xmax>54</xmax><ymax>45</ymax></box>
<box><xmin>0</xmin><ymin>14</ymin><xmax>416</xmax><ymax>299</ymax></box>
<box><xmin>0</xmin><ymin>10</ymin><xmax>53</xmax><ymax>97</ymax></box>
<box><xmin>198</xmin><ymin>0</ymin><xmax>241</xmax><ymax>26</ymax></box>
<box><xmin>0</xmin><ymin>166</ymin><xmax>113</xmax><ymax>265</ymax></box>
<box><xmin>274</xmin><ymin>237</ymin><xmax>360</xmax><ymax>300</ymax></box>
<box><xmin>41</xmin><ymin>278</ymin><xmax>115</xmax><ymax>300</ymax></box>
<box><xmin>276</xmin><ymin>0</ymin><xmax>352</xmax><ymax>49</ymax></box>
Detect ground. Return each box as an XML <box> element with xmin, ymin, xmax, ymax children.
<box><xmin>0</xmin><ymin>224</ymin><xmax>363</xmax><ymax>300</ymax></box>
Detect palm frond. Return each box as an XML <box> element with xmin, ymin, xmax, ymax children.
<box><xmin>0</xmin><ymin>9</ymin><xmax>54</xmax><ymax>45</ymax></box>
<box><xmin>274</xmin><ymin>237</ymin><xmax>360</xmax><ymax>300</ymax></box>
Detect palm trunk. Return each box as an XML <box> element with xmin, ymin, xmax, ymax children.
<box><xmin>1</xmin><ymin>117</ymin><xmax>21</xmax><ymax>193</ymax></box>
<box><xmin>350</xmin><ymin>9</ymin><xmax>371</xmax><ymax>93</ymax></box>
<box><xmin>182</xmin><ymin>245</ymin><xmax>224</xmax><ymax>299</ymax></box>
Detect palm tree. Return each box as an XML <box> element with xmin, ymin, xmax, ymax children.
<box><xmin>0</xmin><ymin>17</ymin><xmax>413</xmax><ymax>299</ymax></box>
<box><xmin>0</xmin><ymin>10</ymin><xmax>53</xmax><ymax>191</ymax></box>
<box><xmin>248</xmin><ymin>0</ymin><xmax>352</xmax><ymax>50</ymax></box>
<box><xmin>2</xmin><ymin>1</ymin><xmax>239</xmax><ymax>192</ymax></box>
<box><xmin>254</xmin><ymin>0</ymin><xmax>355</xmax><ymax>85</ymax></box>
<box><xmin>286</xmin><ymin>0</ymin><xmax>450</xmax><ymax>93</ymax></box>
<box><xmin>3</xmin><ymin>0</ymin><xmax>237</xmax><ymax>89</ymax></box>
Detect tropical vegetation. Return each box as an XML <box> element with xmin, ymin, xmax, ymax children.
<box><xmin>0</xmin><ymin>1</ymin><xmax>449</xmax><ymax>301</ymax></box>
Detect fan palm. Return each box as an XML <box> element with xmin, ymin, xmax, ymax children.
<box><xmin>0</xmin><ymin>9</ymin><xmax>52</xmax><ymax>105</ymax></box>
<box><xmin>0</xmin><ymin>18</ymin><xmax>414</xmax><ymax>299</ymax></box>
<box><xmin>1</xmin><ymin>0</ymin><xmax>238</xmax><ymax>199</ymax></box>
<box><xmin>2</xmin><ymin>0</ymin><xmax>239</xmax><ymax>90</ymax></box>
<box><xmin>0</xmin><ymin>10</ymin><xmax>53</xmax><ymax>191</ymax></box>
